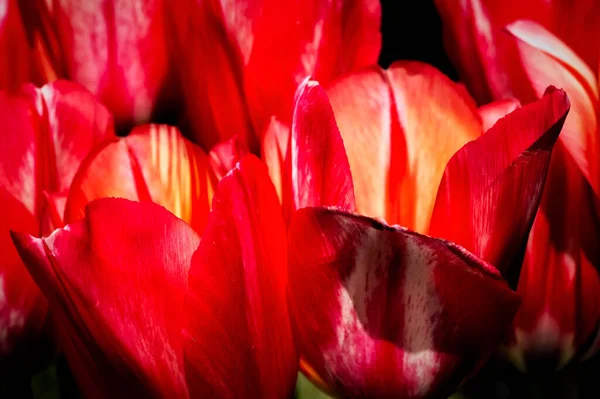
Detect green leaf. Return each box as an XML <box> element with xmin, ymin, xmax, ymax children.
<box><xmin>295</xmin><ymin>372</ymin><xmax>334</xmax><ymax>399</ymax></box>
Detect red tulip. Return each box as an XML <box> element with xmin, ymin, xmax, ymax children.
<box><xmin>10</xmin><ymin>155</ymin><xmax>297</xmax><ymax>398</ymax></box>
<box><xmin>169</xmin><ymin>0</ymin><xmax>382</xmax><ymax>151</ymax></box>
<box><xmin>435</xmin><ymin>0</ymin><xmax>600</xmax><ymax>371</ymax></box>
<box><xmin>0</xmin><ymin>80</ymin><xmax>114</xmax><ymax>371</ymax></box>
<box><xmin>283</xmin><ymin>70</ymin><xmax>570</xmax><ymax>397</ymax></box>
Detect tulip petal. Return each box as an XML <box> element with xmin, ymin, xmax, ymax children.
<box><xmin>287</xmin><ymin>78</ymin><xmax>355</xmax><ymax>221</ymax></box>
<box><xmin>0</xmin><ymin>0</ymin><xmax>34</xmax><ymax>90</ymax></box>
<box><xmin>0</xmin><ymin>188</ymin><xmax>47</xmax><ymax>366</ymax></box>
<box><xmin>166</xmin><ymin>0</ymin><xmax>256</xmax><ymax>151</ymax></box>
<box><xmin>184</xmin><ymin>155</ymin><xmax>297</xmax><ymax>398</ymax></box>
<box><xmin>435</xmin><ymin>0</ymin><xmax>600</xmax><ymax>100</ymax></box>
<box><xmin>49</xmin><ymin>0</ymin><xmax>172</xmax><ymax>129</ymax></box>
<box><xmin>327</xmin><ymin>61</ymin><xmax>481</xmax><ymax>231</ymax></box>
<box><xmin>506</xmin><ymin>144</ymin><xmax>600</xmax><ymax>371</ymax></box>
<box><xmin>243</xmin><ymin>0</ymin><xmax>382</xmax><ymax>134</ymax></box>
<box><xmin>34</xmin><ymin>80</ymin><xmax>116</xmax><ymax>192</ymax></box>
<box><xmin>65</xmin><ymin>124</ymin><xmax>215</xmax><ymax>233</ymax></box>
<box><xmin>11</xmin><ymin>198</ymin><xmax>198</xmax><ymax>398</ymax></box>
<box><xmin>0</xmin><ymin>81</ymin><xmax>113</xmax><ymax>362</ymax></box>
<box><xmin>478</xmin><ymin>98</ymin><xmax>521</xmax><ymax>132</ymax></box>
<box><xmin>505</xmin><ymin>21</ymin><xmax>600</xmax><ymax>199</ymax></box>
<box><xmin>430</xmin><ymin>87</ymin><xmax>570</xmax><ymax>275</ymax></box>
<box><xmin>288</xmin><ymin>207</ymin><xmax>520</xmax><ymax>398</ymax></box>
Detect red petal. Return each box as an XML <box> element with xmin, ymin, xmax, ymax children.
<box><xmin>243</xmin><ymin>0</ymin><xmax>382</xmax><ymax>135</ymax></box>
<box><xmin>478</xmin><ymin>98</ymin><xmax>521</xmax><ymax>132</ymax></box>
<box><xmin>11</xmin><ymin>198</ymin><xmax>198</xmax><ymax>398</ymax></box>
<box><xmin>287</xmin><ymin>207</ymin><xmax>520</xmax><ymax>398</ymax></box>
<box><xmin>505</xmin><ymin>20</ymin><xmax>600</xmax><ymax>199</ymax></box>
<box><xmin>430</xmin><ymin>87</ymin><xmax>570</xmax><ymax>274</ymax></box>
<box><xmin>208</xmin><ymin>135</ymin><xmax>249</xmax><ymax>180</ymax></box>
<box><xmin>34</xmin><ymin>80</ymin><xmax>115</xmax><ymax>193</ymax></box>
<box><xmin>327</xmin><ymin>61</ymin><xmax>481</xmax><ymax>232</ymax></box>
<box><xmin>286</xmin><ymin>78</ymin><xmax>355</xmax><ymax>221</ymax></box>
<box><xmin>184</xmin><ymin>155</ymin><xmax>297</xmax><ymax>398</ymax></box>
<box><xmin>65</xmin><ymin>124</ymin><xmax>215</xmax><ymax>233</ymax></box>
<box><xmin>506</xmin><ymin>143</ymin><xmax>600</xmax><ymax>371</ymax></box>
<box><xmin>0</xmin><ymin>0</ymin><xmax>33</xmax><ymax>90</ymax></box>
<box><xmin>49</xmin><ymin>0</ymin><xmax>172</xmax><ymax>129</ymax></box>
<box><xmin>435</xmin><ymin>0</ymin><xmax>600</xmax><ymax>103</ymax></box>
<box><xmin>0</xmin><ymin>188</ymin><xmax>47</xmax><ymax>366</ymax></box>
<box><xmin>166</xmin><ymin>0</ymin><xmax>255</xmax><ymax>151</ymax></box>
<box><xmin>0</xmin><ymin>81</ymin><xmax>112</xmax><ymax>361</ymax></box>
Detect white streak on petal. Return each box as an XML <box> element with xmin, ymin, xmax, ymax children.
<box><xmin>402</xmin><ymin>235</ymin><xmax>441</xmax><ymax>396</ymax></box>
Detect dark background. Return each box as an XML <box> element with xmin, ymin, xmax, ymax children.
<box><xmin>378</xmin><ymin>0</ymin><xmax>458</xmax><ymax>80</ymax></box>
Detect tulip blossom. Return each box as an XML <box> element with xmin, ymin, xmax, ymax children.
<box><xmin>435</xmin><ymin>0</ymin><xmax>600</xmax><ymax>371</ymax></box>
<box><xmin>280</xmin><ymin>66</ymin><xmax>570</xmax><ymax>397</ymax></box>
<box><xmin>0</xmin><ymin>80</ymin><xmax>114</xmax><ymax>371</ymax></box>
<box><xmin>11</xmin><ymin>155</ymin><xmax>297</xmax><ymax>398</ymax></box>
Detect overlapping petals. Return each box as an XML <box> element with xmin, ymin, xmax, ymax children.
<box><xmin>64</xmin><ymin>124</ymin><xmax>220</xmax><ymax>233</ymax></box>
<box><xmin>0</xmin><ymin>80</ymin><xmax>114</xmax><ymax>366</ymax></box>
<box><xmin>435</xmin><ymin>0</ymin><xmax>600</xmax><ymax>371</ymax></box>
<box><xmin>285</xmin><ymin>71</ymin><xmax>569</xmax><ymax>396</ymax></box>
<box><xmin>430</xmin><ymin>86</ymin><xmax>570</xmax><ymax>275</ymax></box>
<box><xmin>11</xmin><ymin>155</ymin><xmax>297</xmax><ymax>397</ymax></box>
<box><xmin>434</xmin><ymin>0</ymin><xmax>600</xmax><ymax>104</ymax></box>
<box><xmin>325</xmin><ymin>62</ymin><xmax>569</xmax><ymax>274</ymax></box>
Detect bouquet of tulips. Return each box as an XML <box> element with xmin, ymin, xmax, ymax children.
<box><xmin>1</xmin><ymin>1</ymin><xmax>598</xmax><ymax>398</ymax></box>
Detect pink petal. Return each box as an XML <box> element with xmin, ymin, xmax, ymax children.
<box><xmin>288</xmin><ymin>207</ymin><xmax>520</xmax><ymax>398</ymax></box>
<box><xmin>184</xmin><ymin>155</ymin><xmax>297</xmax><ymax>398</ymax></box>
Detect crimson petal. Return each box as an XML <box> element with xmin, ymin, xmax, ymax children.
<box><xmin>184</xmin><ymin>155</ymin><xmax>297</xmax><ymax>398</ymax></box>
<box><xmin>11</xmin><ymin>198</ymin><xmax>198</xmax><ymax>398</ymax></box>
<box><xmin>429</xmin><ymin>87</ymin><xmax>569</xmax><ymax>275</ymax></box>
<box><xmin>286</xmin><ymin>78</ymin><xmax>355</xmax><ymax>222</ymax></box>
<box><xmin>288</xmin><ymin>207</ymin><xmax>520</xmax><ymax>398</ymax></box>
